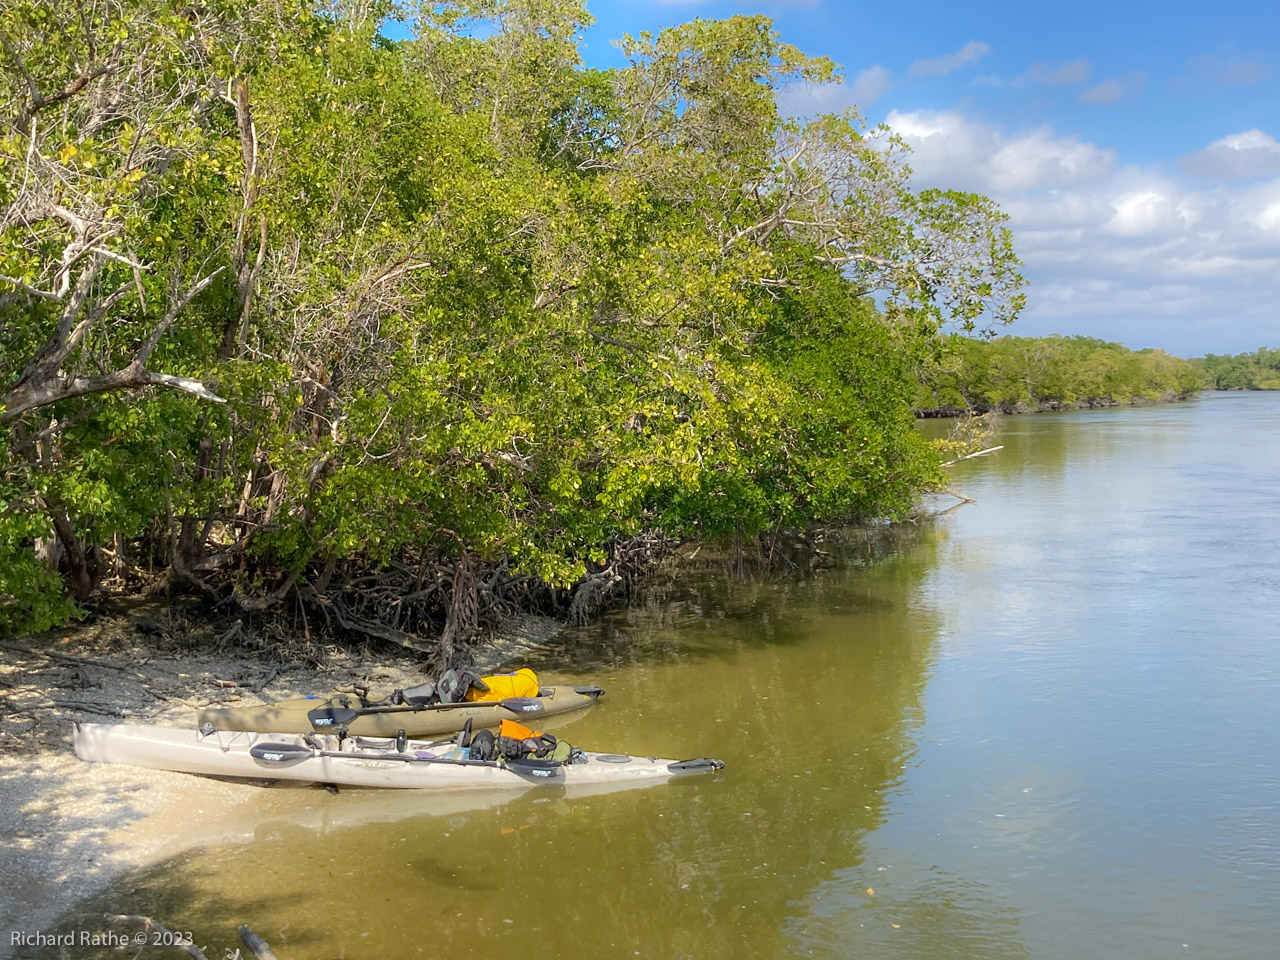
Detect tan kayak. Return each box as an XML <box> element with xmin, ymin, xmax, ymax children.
<box><xmin>196</xmin><ymin>685</ymin><xmax>603</xmax><ymax>738</ymax></box>
<box><xmin>73</xmin><ymin>723</ymin><xmax>724</xmax><ymax>790</ymax></box>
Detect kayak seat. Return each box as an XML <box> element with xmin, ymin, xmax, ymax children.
<box><xmin>401</xmin><ymin>681</ymin><xmax>436</xmax><ymax>706</ymax></box>
<box><xmin>455</xmin><ymin>717</ymin><xmax>474</xmax><ymax>747</ymax></box>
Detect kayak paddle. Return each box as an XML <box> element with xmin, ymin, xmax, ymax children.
<box><xmin>248</xmin><ymin>740</ymin><xmax>562</xmax><ymax>777</ymax></box>
<box><xmin>307</xmin><ymin>696</ymin><xmax>550</xmax><ymax>730</ymax></box>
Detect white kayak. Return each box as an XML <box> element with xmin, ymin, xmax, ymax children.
<box><xmin>73</xmin><ymin>723</ymin><xmax>724</xmax><ymax>790</ymax></box>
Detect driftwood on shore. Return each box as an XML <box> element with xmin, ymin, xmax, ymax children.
<box><xmin>103</xmin><ymin>914</ymin><xmax>208</xmax><ymax>960</ymax></box>
<box><xmin>238</xmin><ymin>925</ymin><xmax>280</xmax><ymax>960</ymax></box>
<box><xmin>0</xmin><ymin>641</ymin><xmax>128</xmax><ymax>672</ymax></box>
<box><xmin>940</xmin><ymin>445</ymin><xmax>1003</xmax><ymax>467</ymax></box>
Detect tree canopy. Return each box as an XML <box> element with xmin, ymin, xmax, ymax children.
<box><xmin>1</xmin><ymin>0</ymin><xmax>1024</xmax><ymax>641</ymax></box>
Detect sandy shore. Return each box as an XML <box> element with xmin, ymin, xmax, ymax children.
<box><xmin>0</xmin><ymin>609</ymin><xmax>565</xmax><ymax>932</ymax></box>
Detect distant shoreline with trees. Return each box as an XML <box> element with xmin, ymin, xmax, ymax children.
<box><xmin>914</xmin><ymin>334</ymin><xmax>1202</xmax><ymax>416</ymax></box>
<box><xmin>1189</xmin><ymin>348</ymin><xmax>1280</xmax><ymax>391</ymax></box>
<box><xmin>914</xmin><ymin>337</ymin><xmax>1280</xmax><ymax>418</ymax></box>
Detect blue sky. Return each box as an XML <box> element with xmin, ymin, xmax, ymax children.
<box><xmin>578</xmin><ymin>0</ymin><xmax>1280</xmax><ymax>356</ymax></box>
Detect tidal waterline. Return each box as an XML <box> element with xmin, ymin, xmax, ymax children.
<box><xmin>52</xmin><ymin>392</ymin><xmax>1280</xmax><ymax>959</ymax></box>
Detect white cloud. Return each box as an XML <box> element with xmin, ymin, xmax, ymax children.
<box><xmin>908</xmin><ymin>41</ymin><xmax>990</xmax><ymax>77</ymax></box>
<box><xmin>991</xmin><ymin>130</ymin><xmax>1117</xmax><ymax>191</ymax></box>
<box><xmin>1182</xmin><ymin>130</ymin><xmax>1280</xmax><ymax>180</ymax></box>
<box><xmin>1218</xmin><ymin>60</ymin><xmax>1272</xmax><ymax>85</ymax></box>
<box><xmin>1181</xmin><ymin>54</ymin><xmax>1273</xmax><ymax>87</ymax></box>
<box><xmin>1242</xmin><ymin>180</ymin><xmax>1280</xmax><ymax>235</ymax></box>
<box><xmin>1078</xmin><ymin>79</ymin><xmax>1123</xmax><ymax>104</ymax></box>
<box><xmin>1104</xmin><ymin>190</ymin><xmax>1193</xmax><ymax>237</ymax></box>
<box><xmin>886</xmin><ymin>109</ymin><xmax>1115</xmax><ymax>192</ymax></box>
<box><xmin>971</xmin><ymin>74</ymin><xmax>1003</xmax><ymax>88</ymax></box>
<box><xmin>777</xmin><ymin>67</ymin><xmax>891</xmax><ymax>116</ymax></box>
<box><xmin>849</xmin><ymin>66</ymin><xmax>892</xmax><ymax>108</ymax></box>
<box><xmin>884</xmin><ymin>109</ymin><xmax>1280</xmax><ymax>353</ymax></box>
<box><xmin>1013</xmin><ymin>60</ymin><xmax>1091</xmax><ymax>86</ymax></box>
<box><xmin>1079</xmin><ymin>71</ymin><xmax>1147</xmax><ymax>105</ymax></box>
<box><xmin>1258</xmin><ymin>197</ymin><xmax>1280</xmax><ymax>233</ymax></box>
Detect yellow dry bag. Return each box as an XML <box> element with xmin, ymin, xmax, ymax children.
<box><xmin>465</xmin><ymin>667</ymin><xmax>541</xmax><ymax>702</ymax></box>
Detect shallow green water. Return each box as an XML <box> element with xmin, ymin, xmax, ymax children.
<box><xmin>46</xmin><ymin>393</ymin><xmax>1280</xmax><ymax>959</ymax></box>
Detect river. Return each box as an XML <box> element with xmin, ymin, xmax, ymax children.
<box><xmin>52</xmin><ymin>392</ymin><xmax>1280</xmax><ymax>959</ymax></box>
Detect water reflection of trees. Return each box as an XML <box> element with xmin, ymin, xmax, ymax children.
<box><xmin>45</xmin><ymin>525</ymin><xmax>1031</xmax><ymax>959</ymax></box>
<box><xmin>541</xmin><ymin>523</ymin><xmax>943</xmax><ymax>670</ymax></box>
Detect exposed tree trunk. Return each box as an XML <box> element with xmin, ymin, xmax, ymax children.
<box><xmin>1</xmin><ymin>269</ymin><xmax>226</xmax><ymax>423</ymax></box>
<box><xmin>224</xmin><ymin>77</ymin><xmax>267</xmax><ymax>358</ymax></box>
<box><xmin>48</xmin><ymin>504</ymin><xmax>92</xmax><ymax>599</ymax></box>
<box><xmin>439</xmin><ymin>550</ymin><xmax>477</xmax><ymax>667</ymax></box>
<box><xmin>180</xmin><ymin>76</ymin><xmax>264</xmax><ymax>574</ymax></box>
<box><xmin>34</xmin><ymin>535</ymin><xmax>63</xmax><ymax>571</ymax></box>
<box><xmin>109</xmin><ymin>530</ymin><xmax>132</xmax><ymax>579</ymax></box>
<box><xmin>2</xmin><ymin>364</ymin><xmax>225</xmax><ymax>423</ymax></box>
